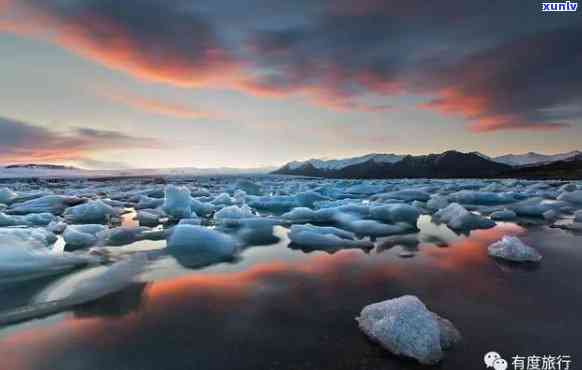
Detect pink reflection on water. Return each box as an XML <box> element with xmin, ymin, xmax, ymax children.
<box><xmin>0</xmin><ymin>223</ymin><xmax>525</xmax><ymax>370</ymax></box>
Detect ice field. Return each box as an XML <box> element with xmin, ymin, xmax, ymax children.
<box><xmin>0</xmin><ymin>175</ymin><xmax>582</xmax><ymax>369</ymax></box>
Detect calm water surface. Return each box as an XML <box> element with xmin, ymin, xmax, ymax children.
<box><xmin>1</xmin><ymin>217</ymin><xmax>581</xmax><ymax>370</ymax></box>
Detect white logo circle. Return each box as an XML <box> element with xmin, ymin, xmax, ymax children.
<box><xmin>493</xmin><ymin>358</ymin><xmax>508</xmax><ymax>370</ymax></box>
<box><xmin>484</xmin><ymin>352</ymin><xmax>502</xmax><ymax>368</ymax></box>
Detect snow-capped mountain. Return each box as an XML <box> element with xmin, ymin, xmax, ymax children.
<box><xmin>493</xmin><ymin>151</ymin><xmax>582</xmax><ymax>166</ymax></box>
<box><xmin>274</xmin><ymin>151</ymin><xmax>511</xmax><ymax>179</ymax></box>
<box><xmin>287</xmin><ymin>153</ymin><xmax>405</xmax><ymax>171</ymax></box>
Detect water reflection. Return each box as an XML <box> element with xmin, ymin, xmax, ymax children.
<box><xmin>3</xmin><ymin>222</ymin><xmax>582</xmax><ymax>370</ymax></box>
<box><xmin>73</xmin><ymin>283</ymin><xmax>148</xmax><ymax>319</ymax></box>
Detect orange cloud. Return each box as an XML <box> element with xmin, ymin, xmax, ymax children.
<box><xmin>55</xmin><ymin>24</ymin><xmax>240</xmax><ymax>89</ymax></box>
<box><xmin>419</xmin><ymin>87</ymin><xmax>572</xmax><ymax>132</ymax></box>
<box><xmin>1</xmin><ymin>1</ymin><xmax>244</xmax><ymax>89</ymax></box>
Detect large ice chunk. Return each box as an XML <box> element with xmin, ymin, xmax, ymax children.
<box><xmin>234</xmin><ymin>179</ymin><xmax>262</xmax><ymax>196</ymax></box>
<box><xmin>64</xmin><ymin>224</ymin><xmax>108</xmax><ymax>248</ymax></box>
<box><xmin>344</xmin><ymin>183</ymin><xmax>386</xmax><ymax>195</ymax></box>
<box><xmin>67</xmin><ymin>255</ymin><xmax>146</xmax><ymax>302</ymax></box>
<box><xmin>426</xmin><ymin>195</ymin><xmax>449</xmax><ymax>211</ymax></box>
<box><xmin>490</xmin><ymin>209</ymin><xmax>517</xmax><ymax>221</ymax></box>
<box><xmin>288</xmin><ymin>224</ymin><xmax>373</xmax><ymax>250</ymax></box>
<box><xmin>282</xmin><ymin>207</ymin><xmax>341</xmax><ymax>223</ymax></box>
<box><xmin>167</xmin><ymin>225</ymin><xmax>238</xmax><ymax>260</ymax></box>
<box><xmin>344</xmin><ymin>220</ymin><xmax>415</xmax><ymax>237</ymax></box>
<box><xmin>64</xmin><ymin>200</ymin><xmax>118</xmax><ymax>224</ymax></box>
<box><xmin>488</xmin><ymin>236</ymin><xmax>542</xmax><ymax>262</ymax></box>
<box><xmin>0</xmin><ymin>188</ymin><xmax>17</xmax><ymax>205</ymax></box>
<box><xmin>374</xmin><ymin>190</ymin><xmax>431</xmax><ymax>202</ymax></box>
<box><xmin>8</xmin><ymin>195</ymin><xmax>83</xmax><ymax>215</ymax></box>
<box><xmin>370</xmin><ymin>204</ymin><xmax>420</xmax><ymax>225</ymax></box>
<box><xmin>295</xmin><ymin>191</ymin><xmax>330</xmax><ymax>207</ymax></box>
<box><xmin>0</xmin><ymin>212</ymin><xmax>57</xmax><ymax>227</ymax></box>
<box><xmin>214</xmin><ymin>205</ymin><xmax>254</xmax><ymax>222</ymax></box>
<box><xmin>103</xmin><ymin>226</ymin><xmax>149</xmax><ymax>246</ymax></box>
<box><xmin>212</xmin><ymin>193</ymin><xmax>235</xmax><ymax>206</ymax></box>
<box><xmin>233</xmin><ymin>218</ymin><xmax>281</xmax><ymax>245</ymax></box>
<box><xmin>356</xmin><ymin>295</ymin><xmax>461</xmax><ymax>365</ymax></box>
<box><xmin>510</xmin><ymin>198</ymin><xmax>560</xmax><ymax>217</ymax></box>
<box><xmin>559</xmin><ymin>183</ymin><xmax>577</xmax><ymax>192</ymax></box>
<box><xmin>136</xmin><ymin>210</ymin><xmax>162</xmax><ymax>227</ymax></box>
<box><xmin>0</xmin><ymin>232</ymin><xmax>98</xmax><ymax>283</ymax></box>
<box><xmin>448</xmin><ymin>190</ymin><xmax>516</xmax><ymax>205</ymax></box>
<box><xmin>433</xmin><ymin>203</ymin><xmax>495</xmax><ymax>231</ymax></box>
<box><xmin>135</xmin><ymin>195</ymin><xmax>164</xmax><ymax>210</ymax></box>
<box><xmin>190</xmin><ymin>198</ymin><xmax>215</xmax><ymax>217</ymax></box>
<box><xmin>557</xmin><ymin>190</ymin><xmax>582</xmax><ymax>205</ymax></box>
<box><xmin>162</xmin><ymin>185</ymin><xmax>192</xmax><ymax>219</ymax></box>
<box><xmin>0</xmin><ymin>228</ymin><xmax>57</xmax><ymax>249</ymax></box>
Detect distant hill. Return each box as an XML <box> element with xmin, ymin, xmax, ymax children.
<box><xmin>493</xmin><ymin>151</ymin><xmax>582</xmax><ymax>166</ymax></box>
<box><xmin>5</xmin><ymin>164</ymin><xmax>81</xmax><ymax>170</ymax></box>
<box><xmin>273</xmin><ymin>151</ymin><xmax>512</xmax><ymax>179</ymax></box>
<box><xmin>499</xmin><ymin>154</ymin><xmax>582</xmax><ymax>180</ymax></box>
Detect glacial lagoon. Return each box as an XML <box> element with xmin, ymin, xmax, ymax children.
<box><xmin>1</xmin><ymin>176</ymin><xmax>582</xmax><ymax>370</ymax></box>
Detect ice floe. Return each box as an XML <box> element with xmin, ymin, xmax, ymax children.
<box><xmin>426</xmin><ymin>195</ymin><xmax>449</xmax><ymax>211</ymax></box>
<box><xmin>162</xmin><ymin>185</ymin><xmax>192</xmax><ymax>220</ymax></box>
<box><xmin>488</xmin><ymin>236</ymin><xmax>542</xmax><ymax>262</ymax></box>
<box><xmin>64</xmin><ymin>200</ymin><xmax>118</xmax><ymax>224</ymax></box>
<box><xmin>288</xmin><ymin>224</ymin><xmax>373</xmax><ymax>250</ymax></box>
<box><xmin>374</xmin><ymin>190</ymin><xmax>431</xmax><ymax>202</ymax></box>
<box><xmin>0</xmin><ymin>188</ymin><xmax>17</xmax><ymax>205</ymax></box>
<box><xmin>433</xmin><ymin>203</ymin><xmax>495</xmax><ymax>231</ymax></box>
<box><xmin>370</xmin><ymin>204</ymin><xmax>420</xmax><ymax>226</ymax></box>
<box><xmin>448</xmin><ymin>190</ymin><xmax>516</xmax><ymax>205</ymax></box>
<box><xmin>0</xmin><ymin>229</ymin><xmax>98</xmax><ymax>283</ymax></box>
<box><xmin>357</xmin><ymin>295</ymin><xmax>461</xmax><ymax>365</ymax></box>
<box><xmin>8</xmin><ymin>195</ymin><xmax>83</xmax><ymax>215</ymax></box>
<box><xmin>490</xmin><ymin>209</ymin><xmax>517</xmax><ymax>221</ymax></box>
<box><xmin>167</xmin><ymin>225</ymin><xmax>238</xmax><ymax>264</ymax></box>
<box><xmin>214</xmin><ymin>205</ymin><xmax>254</xmax><ymax>222</ymax></box>
<box><xmin>64</xmin><ymin>224</ymin><xmax>108</xmax><ymax>249</ymax></box>
<box><xmin>557</xmin><ymin>190</ymin><xmax>582</xmax><ymax>204</ymax></box>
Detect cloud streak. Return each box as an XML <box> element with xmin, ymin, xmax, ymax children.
<box><xmin>6</xmin><ymin>0</ymin><xmax>242</xmax><ymax>87</ymax></box>
<box><xmin>0</xmin><ymin>116</ymin><xmax>162</xmax><ymax>165</ymax></box>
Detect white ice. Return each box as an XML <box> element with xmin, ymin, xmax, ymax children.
<box><xmin>162</xmin><ymin>185</ymin><xmax>192</xmax><ymax>219</ymax></box>
<box><xmin>488</xmin><ymin>236</ymin><xmax>542</xmax><ymax>262</ymax></box>
<box><xmin>356</xmin><ymin>295</ymin><xmax>461</xmax><ymax>365</ymax></box>
<box><xmin>64</xmin><ymin>224</ymin><xmax>108</xmax><ymax>248</ymax></box>
<box><xmin>64</xmin><ymin>200</ymin><xmax>118</xmax><ymax>224</ymax></box>
<box><xmin>433</xmin><ymin>203</ymin><xmax>495</xmax><ymax>231</ymax></box>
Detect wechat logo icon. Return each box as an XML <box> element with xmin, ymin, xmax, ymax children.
<box><xmin>484</xmin><ymin>352</ymin><xmax>508</xmax><ymax>370</ymax></box>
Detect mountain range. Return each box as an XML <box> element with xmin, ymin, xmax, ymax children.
<box><xmin>3</xmin><ymin>150</ymin><xmax>581</xmax><ymax>180</ymax></box>
<box><xmin>273</xmin><ymin>150</ymin><xmax>582</xmax><ymax>179</ymax></box>
<box><xmin>490</xmin><ymin>151</ymin><xmax>582</xmax><ymax>166</ymax></box>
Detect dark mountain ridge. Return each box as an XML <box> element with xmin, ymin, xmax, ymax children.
<box><xmin>273</xmin><ymin>151</ymin><xmax>512</xmax><ymax>179</ymax></box>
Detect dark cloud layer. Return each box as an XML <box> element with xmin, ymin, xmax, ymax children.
<box><xmin>0</xmin><ymin>116</ymin><xmax>161</xmax><ymax>165</ymax></box>
<box><xmin>17</xmin><ymin>0</ymin><xmax>239</xmax><ymax>87</ymax></box>
<box><xmin>2</xmin><ymin>0</ymin><xmax>581</xmax><ymax>131</ymax></box>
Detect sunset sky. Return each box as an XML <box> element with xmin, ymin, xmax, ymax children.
<box><xmin>0</xmin><ymin>0</ymin><xmax>581</xmax><ymax>169</ymax></box>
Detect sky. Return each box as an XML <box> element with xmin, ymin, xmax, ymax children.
<box><xmin>0</xmin><ymin>0</ymin><xmax>581</xmax><ymax>169</ymax></box>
